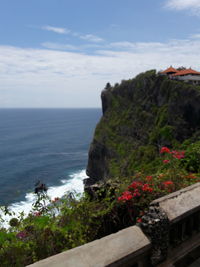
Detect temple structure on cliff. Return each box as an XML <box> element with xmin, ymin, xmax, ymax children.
<box><xmin>160</xmin><ymin>66</ymin><xmax>200</xmax><ymax>85</ymax></box>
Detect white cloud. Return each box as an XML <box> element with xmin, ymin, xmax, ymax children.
<box><xmin>42</xmin><ymin>25</ymin><xmax>70</xmax><ymax>34</ymax></box>
<box><xmin>41</xmin><ymin>42</ymin><xmax>78</xmax><ymax>50</ymax></box>
<box><xmin>165</xmin><ymin>0</ymin><xmax>200</xmax><ymax>14</ymax></box>
<box><xmin>1</xmin><ymin>36</ymin><xmax>200</xmax><ymax>107</ymax></box>
<box><xmin>41</xmin><ymin>25</ymin><xmax>104</xmax><ymax>43</ymax></box>
<box><xmin>80</xmin><ymin>34</ymin><xmax>104</xmax><ymax>42</ymax></box>
<box><xmin>109</xmin><ymin>41</ymin><xmax>165</xmax><ymax>51</ymax></box>
<box><xmin>190</xmin><ymin>33</ymin><xmax>200</xmax><ymax>39</ymax></box>
<box><xmin>41</xmin><ymin>42</ymin><xmax>103</xmax><ymax>51</ymax></box>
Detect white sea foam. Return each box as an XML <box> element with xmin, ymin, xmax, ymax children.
<box><xmin>0</xmin><ymin>169</ymin><xmax>87</xmax><ymax>228</ymax></box>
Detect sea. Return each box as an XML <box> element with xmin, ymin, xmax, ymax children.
<box><xmin>0</xmin><ymin>108</ymin><xmax>101</xmax><ymax>225</ymax></box>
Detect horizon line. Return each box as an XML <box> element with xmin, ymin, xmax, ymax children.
<box><xmin>0</xmin><ymin>107</ymin><xmax>101</xmax><ymax>109</ymax></box>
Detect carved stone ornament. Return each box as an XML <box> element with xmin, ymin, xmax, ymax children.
<box><xmin>140</xmin><ymin>204</ymin><xmax>170</xmax><ymax>265</ymax></box>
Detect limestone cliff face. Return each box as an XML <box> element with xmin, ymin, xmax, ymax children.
<box><xmin>86</xmin><ymin>70</ymin><xmax>200</xmax><ymax>186</ymax></box>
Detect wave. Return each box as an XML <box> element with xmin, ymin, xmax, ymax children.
<box><xmin>0</xmin><ymin>169</ymin><xmax>87</xmax><ymax>228</ymax></box>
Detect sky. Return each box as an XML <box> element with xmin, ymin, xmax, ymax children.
<box><xmin>1</xmin><ymin>0</ymin><xmax>200</xmax><ymax>107</ymax></box>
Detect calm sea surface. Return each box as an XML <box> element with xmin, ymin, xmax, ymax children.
<box><xmin>0</xmin><ymin>108</ymin><xmax>101</xmax><ymax>206</ymax></box>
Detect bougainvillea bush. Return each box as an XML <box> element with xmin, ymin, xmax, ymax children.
<box><xmin>117</xmin><ymin>147</ymin><xmax>200</xmax><ymax>223</ymax></box>
<box><xmin>0</xmin><ymin>146</ymin><xmax>199</xmax><ymax>266</ymax></box>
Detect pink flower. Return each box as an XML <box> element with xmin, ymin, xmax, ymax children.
<box><xmin>16</xmin><ymin>231</ymin><xmax>27</xmax><ymax>239</ymax></box>
<box><xmin>160</xmin><ymin>147</ymin><xmax>170</xmax><ymax>154</ymax></box>
<box><xmin>133</xmin><ymin>192</ymin><xmax>141</xmax><ymax>197</ymax></box>
<box><xmin>171</xmin><ymin>150</ymin><xmax>185</xmax><ymax>159</ymax></box>
<box><xmin>163</xmin><ymin>159</ymin><xmax>170</xmax><ymax>164</ymax></box>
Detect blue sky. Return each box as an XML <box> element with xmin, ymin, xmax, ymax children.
<box><xmin>1</xmin><ymin>0</ymin><xmax>200</xmax><ymax>107</ymax></box>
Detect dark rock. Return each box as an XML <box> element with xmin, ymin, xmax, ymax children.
<box><xmin>86</xmin><ymin>139</ymin><xmax>109</xmax><ymax>182</ymax></box>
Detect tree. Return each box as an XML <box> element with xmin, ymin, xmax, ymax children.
<box><xmin>105</xmin><ymin>82</ymin><xmax>111</xmax><ymax>90</ymax></box>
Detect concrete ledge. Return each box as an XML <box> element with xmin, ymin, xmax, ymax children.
<box><xmin>151</xmin><ymin>183</ymin><xmax>200</xmax><ymax>222</ymax></box>
<box><xmin>27</xmin><ymin>226</ymin><xmax>151</xmax><ymax>267</ymax></box>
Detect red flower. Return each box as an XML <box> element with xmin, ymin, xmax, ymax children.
<box><xmin>118</xmin><ymin>191</ymin><xmax>133</xmax><ymax>201</ymax></box>
<box><xmin>142</xmin><ymin>184</ymin><xmax>153</xmax><ymax>192</ymax></box>
<box><xmin>137</xmin><ymin>218</ymin><xmax>142</xmax><ymax>223</ymax></box>
<box><xmin>128</xmin><ymin>181</ymin><xmax>143</xmax><ymax>189</ymax></box>
<box><xmin>148</xmin><ymin>187</ymin><xmax>153</xmax><ymax>192</ymax></box>
<box><xmin>163</xmin><ymin>181</ymin><xmax>174</xmax><ymax>187</ymax></box>
<box><xmin>185</xmin><ymin>174</ymin><xmax>197</xmax><ymax>179</ymax></box>
<box><xmin>160</xmin><ymin>147</ymin><xmax>170</xmax><ymax>154</ymax></box>
<box><xmin>163</xmin><ymin>159</ymin><xmax>170</xmax><ymax>164</ymax></box>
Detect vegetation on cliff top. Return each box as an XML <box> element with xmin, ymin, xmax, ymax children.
<box><xmin>1</xmin><ymin>70</ymin><xmax>200</xmax><ymax>266</ymax></box>
<box><xmin>87</xmin><ymin>70</ymin><xmax>200</xmax><ymax>182</ymax></box>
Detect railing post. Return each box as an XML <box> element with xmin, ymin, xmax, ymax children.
<box><xmin>140</xmin><ymin>205</ymin><xmax>170</xmax><ymax>266</ymax></box>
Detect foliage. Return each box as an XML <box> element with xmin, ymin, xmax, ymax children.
<box><xmin>182</xmin><ymin>141</ymin><xmax>200</xmax><ymax>173</ymax></box>
<box><xmin>0</xmin><ymin>189</ymin><xmax>120</xmax><ymax>266</ymax></box>
<box><xmin>0</xmin><ymin>145</ymin><xmax>199</xmax><ymax>266</ymax></box>
<box><xmin>91</xmin><ymin>70</ymin><xmax>200</xmax><ymax>179</ymax></box>
<box><xmin>117</xmin><ymin>146</ymin><xmax>199</xmax><ymax>223</ymax></box>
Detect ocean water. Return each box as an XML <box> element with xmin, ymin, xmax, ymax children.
<box><xmin>0</xmin><ymin>108</ymin><xmax>101</xmax><ymax>222</ymax></box>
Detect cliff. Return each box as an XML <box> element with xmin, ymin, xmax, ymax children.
<box><xmin>86</xmin><ymin>70</ymin><xmax>200</xmax><ymax>186</ymax></box>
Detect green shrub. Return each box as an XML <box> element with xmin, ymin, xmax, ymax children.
<box><xmin>0</xmin><ymin>145</ymin><xmax>199</xmax><ymax>266</ymax></box>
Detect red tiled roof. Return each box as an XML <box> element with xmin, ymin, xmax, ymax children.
<box><xmin>172</xmin><ymin>68</ymin><xmax>200</xmax><ymax>76</ymax></box>
<box><xmin>161</xmin><ymin>67</ymin><xmax>178</xmax><ymax>74</ymax></box>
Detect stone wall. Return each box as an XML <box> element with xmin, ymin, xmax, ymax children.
<box><xmin>27</xmin><ymin>183</ymin><xmax>200</xmax><ymax>267</ymax></box>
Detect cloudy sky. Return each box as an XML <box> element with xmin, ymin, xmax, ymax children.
<box><xmin>1</xmin><ymin>0</ymin><xmax>200</xmax><ymax>107</ymax></box>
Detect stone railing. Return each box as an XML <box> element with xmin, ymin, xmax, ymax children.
<box><xmin>28</xmin><ymin>183</ymin><xmax>200</xmax><ymax>267</ymax></box>
<box><xmin>152</xmin><ymin>182</ymin><xmax>200</xmax><ymax>267</ymax></box>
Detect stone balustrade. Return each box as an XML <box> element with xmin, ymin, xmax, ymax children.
<box><xmin>28</xmin><ymin>183</ymin><xmax>200</xmax><ymax>267</ymax></box>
